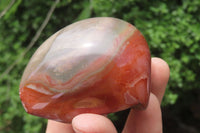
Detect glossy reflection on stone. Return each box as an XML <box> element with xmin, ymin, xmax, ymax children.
<box><xmin>19</xmin><ymin>17</ymin><xmax>151</xmax><ymax>123</ymax></box>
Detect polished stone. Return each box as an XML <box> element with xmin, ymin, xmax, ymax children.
<box><xmin>19</xmin><ymin>17</ymin><xmax>151</xmax><ymax>123</ymax></box>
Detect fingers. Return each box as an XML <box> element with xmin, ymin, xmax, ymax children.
<box><xmin>122</xmin><ymin>58</ymin><xmax>170</xmax><ymax>133</ymax></box>
<box><xmin>46</xmin><ymin>120</ymin><xmax>74</xmax><ymax>133</ymax></box>
<box><xmin>46</xmin><ymin>114</ymin><xmax>117</xmax><ymax>133</ymax></box>
<box><xmin>123</xmin><ymin>93</ymin><xmax>162</xmax><ymax>133</ymax></box>
<box><xmin>151</xmin><ymin>57</ymin><xmax>170</xmax><ymax>103</ymax></box>
<box><xmin>72</xmin><ymin>113</ymin><xmax>117</xmax><ymax>133</ymax></box>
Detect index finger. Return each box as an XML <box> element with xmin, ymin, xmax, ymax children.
<box><xmin>151</xmin><ymin>57</ymin><xmax>170</xmax><ymax>103</ymax></box>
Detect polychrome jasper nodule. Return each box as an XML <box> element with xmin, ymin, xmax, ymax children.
<box><xmin>19</xmin><ymin>17</ymin><xmax>151</xmax><ymax>123</ymax></box>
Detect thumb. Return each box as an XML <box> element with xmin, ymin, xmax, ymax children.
<box><xmin>72</xmin><ymin>113</ymin><xmax>117</xmax><ymax>133</ymax></box>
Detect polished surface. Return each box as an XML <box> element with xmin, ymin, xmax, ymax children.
<box><xmin>19</xmin><ymin>17</ymin><xmax>151</xmax><ymax>123</ymax></box>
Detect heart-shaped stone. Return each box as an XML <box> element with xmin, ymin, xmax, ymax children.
<box><xmin>19</xmin><ymin>17</ymin><xmax>151</xmax><ymax>123</ymax></box>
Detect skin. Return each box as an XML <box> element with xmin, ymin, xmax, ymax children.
<box><xmin>46</xmin><ymin>57</ymin><xmax>170</xmax><ymax>133</ymax></box>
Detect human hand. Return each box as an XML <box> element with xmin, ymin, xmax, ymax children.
<box><xmin>46</xmin><ymin>57</ymin><xmax>170</xmax><ymax>133</ymax></box>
